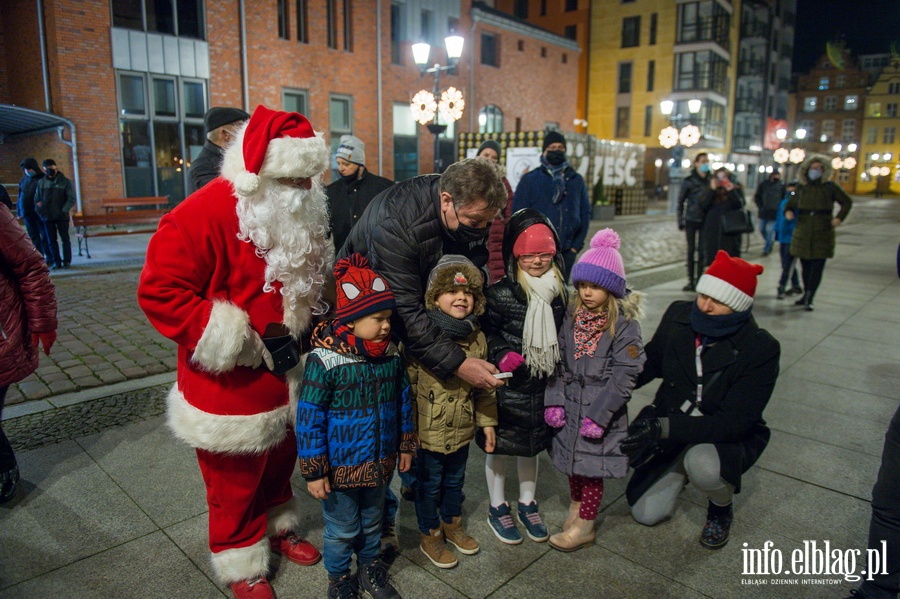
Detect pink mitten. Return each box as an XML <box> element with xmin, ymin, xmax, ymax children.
<box><xmin>580</xmin><ymin>418</ymin><xmax>605</xmax><ymax>439</ymax></box>
<box><xmin>498</xmin><ymin>351</ymin><xmax>526</xmax><ymax>373</ymax></box>
<box><xmin>544</xmin><ymin>406</ymin><xmax>566</xmax><ymax>428</ymax></box>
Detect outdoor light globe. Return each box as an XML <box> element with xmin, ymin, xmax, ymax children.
<box><xmin>688</xmin><ymin>98</ymin><xmax>702</xmax><ymax>114</ymax></box>
<box><xmin>833</xmin><ymin>143</ymin><xmax>842</xmax><ymax>152</ymax></box>
<box><xmin>872</xmin><ymin>153</ymin><xmax>880</xmax><ymax>161</ymax></box>
<box><xmin>776</xmin><ymin>128</ymin><xmax>787</xmax><ymax>141</ymax></box>
<box><xmin>682</xmin><ymin>158</ymin><xmax>692</xmax><ymax>169</ymax></box>
<box><xmin>848</xmin><ymin>143</ymin><xmax>858</xmax><ymax>152</ymax></box>
<box><xmin>654</xmin><ymin>158</ymin><xmax>663</xmax><ymax>168</ymax></box>
<box><xmin>660</xmin><ymin>100</ymin><xmax>674</xmax><ymax>116</ymax></box>
<box><xmin>445</xmin><ymin>35</ymin><xmax>465</xmax><ymax>60</ymax></box>
<box><xmin>795</xmin><ymin>128</ymin><xmax>807</xmax><ymax>140</ymax></box>
<box><xmin>884</xmin><ymin>153</ymin><xmax>893</xmax><ymax>161</ymax></box>
<box><xmin>412</xmin><ymin>42</ymin><xmax>431</xmax><ymax>66</ymax></box>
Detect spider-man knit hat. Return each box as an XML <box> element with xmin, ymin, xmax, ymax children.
<box><xmin>334</xmin><ymin>253</ymin><xmax>395</xmax><ymax>323</ymax></box>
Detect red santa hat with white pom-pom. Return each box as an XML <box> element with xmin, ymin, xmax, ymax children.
<box><xmin>223</xmin><ymin>104</ymin><xmax>329</xmax><ymax>196</ymax></box>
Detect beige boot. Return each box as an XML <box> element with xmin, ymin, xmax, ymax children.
<box><xmin>549</xmin><ymin>516</ymin><xmax>595</xmax><ymax>552</ymax></box>
<box><xmin>562</xmin><ymin>501</ymin><xmax>582</xmax><ymax>532</ymax></box>
<box><xmin>420</xmin><ymin>528</ymin><xmax>458</xmax><ymax>568</ymax></box>
<box><xmin>442</xmin><ymin>516</ymin><xmax>480</xmax><ymax>555</ymax></box>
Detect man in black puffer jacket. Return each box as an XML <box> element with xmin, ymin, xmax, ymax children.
<box><xmin>338</xmin><ymin>158</ymin><xmax>507</xmax><ymax>388</ymax></box>
<box><xmin>677</xmin><ymin>152</ymin><xmax>711</xmax><ymax>291</ymax></box>
<box><xmin>34</xmin><ymin>159</ymin><xmax>76</xmax><ymax>270</ymax></box>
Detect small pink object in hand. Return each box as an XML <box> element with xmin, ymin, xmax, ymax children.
<box><xmin>580</xmin><ymin>418</ymin><xmax>605</xmax><ymax>439</ymax></box>
<box><xmin>498</xmin><ymin>351</ymin><xmax>526</xmax><ymax>373</ymax></box>
<box><xmin>544</xmin><ymin>406</ymin><xmax>565</xmax><ymax>428</ymax></box>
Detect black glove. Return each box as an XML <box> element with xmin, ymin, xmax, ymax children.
<box><xmin>621</xmin><ymin>417</ymin><xmax>663</xmax><ymax>468</ymax></box>
<box><xmin>678</xmin><ymin>220</ymin><xmax>685</xmax><ymax>231</ymax></box>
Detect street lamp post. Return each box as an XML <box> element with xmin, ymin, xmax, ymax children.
<box><xmin>410</xmin><ymin>34</ymin><xmax>465</xmax><ymax>173</ymax></box>
<box><xmin>658</xmin><ymin>98</ymin><xmax>702</xmax><ymax>215</ymax></box>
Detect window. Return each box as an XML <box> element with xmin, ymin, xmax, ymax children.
<box><xmin>390</xmin><ymin>3</ymin><xmax>404</xmax><ymax>65</ymax></box>
<box><xmin>674</xmin><ymin>50</ymin><xmax>729</xmax><ymax>95</ymax></box>
<box><xmin>869</xmin><ymin>102</ymin><xmax>882</xmax><ymax>117</ymax></box>
<box><xmin>615</xmin><ymin>106</ymin><xmax>630</xmax><ymax>138</ymax></box>
<box><xmin>112</xmin><ymin>0</ymin><xmax>204</xmax><ymax>39</ymax></box>
<box><xmin>330</xmin><ymin>95</ymin><xmax>353</xmax><ymax>178</ymax></box>
<box><xmin>621</xmin><ymin>16</ymin><xmax>640</xmax><ymax>48</ymax></box>
<box><xmin>841</xmin><ymin>119</ymin><xmax>855</xmax><ymax>141</ymax></box>
<box><xmin>803</xmin><ymin>97</ymin><xmax>817</xmax><ymax>112</ymax></box>
<box><xmin>540</xmin><ymin>0</ymin><xmax>547</xmax><ymax>16</ymax></box>
<box><xmin>818</xmin><ymin>77</ymin><xmax>829</xmax><ymax>90</ymax></box>
<box><xmin>844</xmin><ymin>95</ymin><xmax>858</xmax><ymax>111</ymax></box>
<box><xmin>889</xmin><ymin>82</ymin><xmax>900</xmax><ymax>94</ymax></box>
<box><xmin>421</xmin><ymin>10</ymin><xmax>434</xmax><ymax>45</ymax></box>
<box><xmin>393</xmin><ymin>102</ymin><xmax>418</xmax><ymax>181</ymax></box>
<box><xmin>644</xmin><ymin>105</ymin><xmax>652</xmax><ymax>137</ymax></box>
<box><xmin>649</xmin><ymin>13</ymin><xmax>657</xmax><ymax>45</ymax></box>
<box><xmin>866</xmin><ymin>126</ymin><xmax>878</xmax><ymax>144</ymax></box>
<box><xmin>326</xmin><ymin>0</ymin><xmax>337</xmax><ymax>49</ymax></box>
<box><xmin>618</xmin><ymin>62</ymin><xmax>633</xmax><ymax>94</ymax></box>
<box><xmin>565</xmin><ymin>25</ymin><xmax>577</xmax><ymax>40</ymax></box>
<box><xmin>647</xmin><ymin>60</ymin><xmax>655</xmax><ymax>91</ymax></box>
<box><xmin>566</xmin><ymin>0</ymin><xmax>578</xmax><ymax>10</ymax></box>
<box><xmin>478</xmin><ymin>105</ymin><xmax>504</xmax><ymax>133</ymax></box>
<box><xmin>283</xmin><ymin>89</ymin><xmax>309</xmax><ymax>116</ymax></box>
<box><xmin>481</xmin><ymin>33</ymin><xmax>499</xmax><ymax>67</ymax></box>
<box><xmin>677</xmin><ymin>2</ymin><xmax>730</xmax><ymax>49</ymax></box>
<box><xmin>545</xmin><ymin>122</ymin><xmax>560</xmax><ymax>131</ymax></box>
<box><xmin>297</xmin><ymin>0</ymin><xmax>308</xmax><ymax>43</ymax></box>
<box><xmin>541</xmin><ymin>47</ymin><xmax>547</xmax><ymax>58</ymax></box>
<box><xmin>562</xmin><ymin>53</ymin><xmax>568</xmax><ymax>64</ymax></box>
<box><xmin>824</xmin><ymin>96</ymin><xmax>837</xmax><ymax>111</ymax></box>
<box><xmin>800</xmin><ymin>120</ymin><xmax>815</xmax><ymax>138</ymax></box>
<box><xmin>836</xmin><ymin>74</ymin><xmax>846</xmax><ymax>88</ymax></box>
<box><xmin>517</xmin><ymin>40</ymin><xmax>524</xmax><ymax>51</ymax></box>
<box><xmin>514</xmin><ymin>0</ymin><xmax>528</xmax><ymax>18</ymax></box>
<box><xmin>820</xmin><ymin>119</ymin><xmax>835</xmax><ymax>140</ymax></box>
<box><xmin>343</xmin><ymin>0</ymin><xmax>352</xmax><ymax>51</ymax></box>
<box><xmin>278</xmin><ymin>0</ymin><xmax>289</xmax><ymax>39</ymax></box>
<box><xmin>887</xmin><ymin>103</ymin><xmax>899</xmax><ymax>117</ymax></box>
<box><xmin>885</xmin><ymin>127</ymin><xmax>896</xmax><ymax>144</ymax></box>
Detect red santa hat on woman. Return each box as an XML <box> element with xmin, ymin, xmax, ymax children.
<box><xmin>695</xmin><ymin>250</ymin><xmax>764</xmax><ymax>312</ymax></box>
<box><xmin>221</xmin><ymin>104</ymin><xmax>329</xmax><ymax>196</ymax></box>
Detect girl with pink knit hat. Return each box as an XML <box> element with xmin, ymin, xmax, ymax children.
<box><xmin>543</xmin><ymin>227</ymin><xmax>646</xmax><ymax>551</ymax></box>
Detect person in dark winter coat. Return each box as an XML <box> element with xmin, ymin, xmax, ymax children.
<box><xmin>512</xmin><ymin>131</ymin><xmax>591</xmax><ymax>282</ymax></box>
<box><xmin>477</xmin><ymin>139</ymin><xmax>515</xmax><ymax>284</ymax></box>
<box><xmin>188</xmin><ymin>107</ymin><xmax>249</xmax><ymax>194</ymax></box>
<box><xmin>34</xmin><ymin>159</ymin><xmax>76</xmax><ymax>270</ymax></box>
<box><xmin>783</xmin><ymin>154</ymin><xmax>852</xmax><ymax>311</ymax></box>
<box><xmin>479</xmin><ymin>209</ymin><xmax>567</xmax><ymax>545</ymax></box>
<box><xmin>753</xmin><ymin>170</ymin><xmax>785</xmax><ymax>255</ymax></box>
<box><xmin>543</xmin><ymin>228</ymin><xmax>645</xmax><ymax>552</ymax></box>
<box><xmin>677</xmin><ymin>152</ymin><xmax>710</xmax><ymax>291</ymax></box>
<box><xmin>327</xmin><ymin>135</ymin><xmax>394</xmax><ymax>254</ymax></box>
<box><xmin>622</xmin><ymin>250</ymin><xmax>780</xmax><ymax>550</ymax></box>
<box><xmin>16</xmin><ymin>158</ymin><xmax>48</xmax><ymax>260</ymax></box>
<box><xmin>0</xmin><ymin>204</ymin><xmax>58</xmax><ymax>503</ymax></box>
<box><xmin>774</xmin><ymin>182</ymin><xmax>803</xmax><ymax>299</ymax></box>
<box><xmin>338</xmin><ymin>158</ymin><xmax>508</xmax><ymax>390</ymax></box>
<box><xmin>700</xmin><ymin>167</ymin><xmax>746</xmax><ymax>265</ymax></box>
<box><xmin>0</xmin><ymin>186</ymin><xmax>11</xmax><ymax>211</ymax></box>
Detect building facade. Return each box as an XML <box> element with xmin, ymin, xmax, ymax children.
<box><xmin>859</xmin><ymin>57</ymin><xmax>900</xmax><ymax>196</ymax></box>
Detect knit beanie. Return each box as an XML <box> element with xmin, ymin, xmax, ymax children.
<box><xmin>695</xmin><ymin>250</ymin><xmax>764</xmax><ymax>312</ymax></box>
<box><xmin>542</xmin><ymin>131</ymin><xmax>567</xmax><ymax>152</ymax></box>
<box><xmin>512</xmin><ymin>223</ymin><xmax>556</xmax><ymax>258</ymax></box>
<box><xmin>335</xmin><ymin>134</ymin><xmax>366</xmax><ymax>165</ymax></box>
<box><xmin>334</xmin><ymin>253</ymin><xmax>395</xmax><ymax>323</ymax></box>
<box><xmin>477</xmin><ymin>139</ymin><xmax>502</xmax><ymax>157</ymax></box>
<box><xmin>425</xmin><ymin>255</ymin><xmax>487</xmax><ymax>316</ymax></box>
<box><xmin>570</xmin><ymin>228</ymin><xmax>626</xmax><ymax>298</ymax></box>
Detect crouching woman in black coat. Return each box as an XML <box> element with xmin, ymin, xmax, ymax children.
<box><xmin>622</xmin><ymin>250</ymin><xmax>780</xmax><ymax>549</ymax></box>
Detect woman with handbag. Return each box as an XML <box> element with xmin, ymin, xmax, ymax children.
<box><xmin>784</xmin><ymin>155</ymin><xmax>852</xmax><ymax>312</ymax></box>
<box><xmin>699</xmin><ymin>167</ymin><xmax>748</xmax><ymax>266</ymax></box>
<box><xmin>620</xmin><ymin>251</ymin><xmax>780</xmax><ymax>550</ymax></box>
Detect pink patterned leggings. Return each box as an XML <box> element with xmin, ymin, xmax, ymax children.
<box><xmin>569</xmin><ymin>475</ymin><xmax>604</xmax><ymax>520</ymax></box>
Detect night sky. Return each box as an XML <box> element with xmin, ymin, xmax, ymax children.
<box><xmin>793</xmin><ymin>0</ymin><xmax>900</xmax><ymax>72</ymax></box>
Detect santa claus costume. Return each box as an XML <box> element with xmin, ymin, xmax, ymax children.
<box><xmin>138</xmin><ymin>106</ymin><xmax>332</xmax><ymax>599</ymax></box>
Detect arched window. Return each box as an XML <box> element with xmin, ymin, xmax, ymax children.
<box><xmin>478</xmin><ymin>105</ymin><xmax>504</xmax><ymax>133</ymax></box>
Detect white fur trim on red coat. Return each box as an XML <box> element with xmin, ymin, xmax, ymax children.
<box><xmin>211</xmin><ymin>537</ymin><xmax>271</xmax><ymax>584</ymax></box>
<box><xmin>166</xmin><ymin>385</ymin><xmax>290</xmax><ymax>454</ymax></box>
<box><xmin>191</xmin><ymin>301</ymin><xmax>250</xmax><ymax>374</ymax></box>
<box><xmin>266</xmin><ymin>496</ymin><xmax>301</xmax><ymax>536</ymax></box>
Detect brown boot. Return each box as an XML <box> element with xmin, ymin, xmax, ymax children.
<box><xmin>549</xmin><ymin>516</ymin><xmax>595</xmax><ymax>552</ymax></box>
<box><xmin>419</xmin><ymin>528</ymin><xmax>458</xmax><ymax>569</ymax></box>
<box><xmin>562</xmin><ymin>501</ymin><xmax>582</xmax><ymax>532</ymax></box>
<box><xmin>442</xmin><ymin>516</ymin><xmax>480</xmax><ymax>555</ymax></box>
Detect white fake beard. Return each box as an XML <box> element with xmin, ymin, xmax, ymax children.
<box><xmin>236</xmin><ymin>178</ymin><xmax>333</xmax><ymax>333</ymax></box>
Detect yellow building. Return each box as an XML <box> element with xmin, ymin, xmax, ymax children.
<box><xmin>859</xmin><ymin>57</ymin><xmax>900</xmax><ymax>196</ymax></box>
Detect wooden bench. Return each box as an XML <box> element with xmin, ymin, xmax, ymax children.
<box><xmin>74</xmin><ymin>197</ymin><xmax>170</xmax><ymax>259</ymax></box>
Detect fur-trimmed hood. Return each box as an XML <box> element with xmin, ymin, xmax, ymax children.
<box><xmin>619</xmin><ymin>289</ymin><xmax>645</xmax><ymax>322</ymax></box>
<box><xmin>425</xmin><ymin>254</ymin><xmax>487</xmax><ymax>316</ymax></box>
<box><xmin>502</xmin><ymin>208</ymin><xmax>566</xmax><ymax>281</ymax></box>
<box><xmin>797</xmin><ymin>153</ymin><xmax>833</xmax><ymax>185</ymax></box>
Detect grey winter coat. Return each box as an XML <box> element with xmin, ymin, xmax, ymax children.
<box><xmin>544</xmin><ymin>293</ymin><xmax>646</xmax><ymax>479</ymax></box>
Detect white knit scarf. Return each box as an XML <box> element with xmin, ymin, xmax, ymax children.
<box><xmin>520</xmin><ymin>270</ymin><xmax>561</xmax><ymax>377</ymax></box>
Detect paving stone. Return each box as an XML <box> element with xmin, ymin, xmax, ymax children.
<box><xmin>63</xmin><ymin>365</ymin><xmax>94</xmax><ymax>378</ymax></box>
<box><xmin>97</xmin><ymin>370</ymin><xmax>128</xmax><ymax>384</ymax></box>
<box><xmin>55</xmin><ymin>359</ymin><xmax>84</xmax><ymax>369</ymax></box>
<box><xmin>72</xmin><ymin>376</ymin><xmax>102</xmax><ymax>388</ymax></box>
<box><xmin>17</xmin><ymin>380</ymin><xmax>51</xmax><ymax>399</ymax></box>
<box><xmin>120</xmin><ymin>366</ymin><xmax>149</xmax><ymax>378</ymax></box>
<box><xmin>47</xmin><ymin>380</ymin><xmax>78</xmax><ymax>394</ymax></box>
<box><xmin>40</xmin><ymin>372</ymin><xmax>72</xmax><ymax>384</ymax></box>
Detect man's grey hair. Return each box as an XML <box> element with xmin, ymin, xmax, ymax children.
<box><xmin>440</xmin><ymin>158</ymin><xmax>507</xmax><ymax>213</ymax></box>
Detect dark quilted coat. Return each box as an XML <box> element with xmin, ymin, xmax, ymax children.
<box><xmin>785</xmin><ymin>154</ymin><xmax>853</xmax><ymax>260</ymax></box>
<box><xmin>0</xmin><ymin>205</ymin><xmax>57</xmax><ymax>387</ymax></box>
<box><xmin>477</xmin><ymin>209</ymin><xmax>567</xmax><ymax>457</ymax></box>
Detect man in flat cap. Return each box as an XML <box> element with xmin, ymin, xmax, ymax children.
<box><xmin>188</xmin><ymin>106</ymin><xmax>250</xmax><ymax>193</ymax></box>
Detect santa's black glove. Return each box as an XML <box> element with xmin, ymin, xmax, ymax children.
<box><xmin>621</xmin><ymin>417</ymin><xmax>662</xmax><ymax>462</ymax></box>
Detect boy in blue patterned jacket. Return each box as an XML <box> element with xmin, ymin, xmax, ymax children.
<box><xmin>297</xmin><ymin>254</ymin><xmax>417</xmax><ymax>599</ymax></box>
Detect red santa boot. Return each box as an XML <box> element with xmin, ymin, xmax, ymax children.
<box><xmin>229</xmin><ymin>575</ymin><xmax>276</xmax><ymax>599</ymax></box>
<box><xmin>269</xmin><ymin>531</ymin><xmax>321</xmax><ymax>566</ymax></box>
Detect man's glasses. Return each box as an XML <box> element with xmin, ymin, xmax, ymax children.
<box><xmin>519</xmin><ymin>253</ymin><xmax>554</xmax><ymax>263</ymax></box>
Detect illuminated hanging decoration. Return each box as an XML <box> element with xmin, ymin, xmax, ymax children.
<box><xmin>842</xmin><ymin>156</ymin><xmax>857</xmax><ymax>170</ymax></box>
<box><xmin>832</xmin><ymin>157</ymin><xmax>844</xmax><ymax>170</ymax></box>
<box><xmin>678</xmin><ymin>125</ymin><xmax>701</xmax><ymax>147</ymax></box>
<box><xmin>658</xmin><ymin>126</ymin><xmax>679</xmax><ymax>149</ymax></box>
<box><xmin>773</xmin><ymin>148</ymin><xmax>789</xmax><ymax>164</ymax></box>
<box><xmin>439</xmin><ymin>86</ymin><xmax>465</xmax><ymax>122</ymax></box>
<box><xmin>410</xmin><ymin>90</ymin><xmax>436</xmax><ymax>125</ymax></box>
<box><xmin>789</xmin><ymin>148</ymin><xmax>806</xmax><ymax>164</ymax></box>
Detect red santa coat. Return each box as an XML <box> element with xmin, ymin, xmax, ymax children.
<box><xmin>138</xmin><ymin>178</ymin><xmax>304</xmax><ymax>454</ymax></box>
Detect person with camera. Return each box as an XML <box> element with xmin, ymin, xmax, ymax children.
<box><xmin>700</xmin><ymin>167</ymin><xmax>747</xmax><ymax>266</ymax></box>
<box><xmin>621</xmin><ymin>251</ymin><xmax>780</xmax><ymax>550</ymax></box>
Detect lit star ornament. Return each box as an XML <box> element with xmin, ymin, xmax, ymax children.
<box><xmin>658</xmin><ymin>126</ymin><xmax>679</xmax><ymax>149</ymax></box>
<box><xmin>410</xmin><ymin>90</ymin><xmax>437</xmax><ymax>125</ymax></box>
<box><xmin>773</xmin><ymin>148</ymin><xmax>789</xmax><ymax>164</ymax></box>
<box><xmin>678</xmin><ymin>125</ymin><xmax>701</xmax><ymax>147</ymax></box>
<box><xmin>789</xmin><ymin>148</ymin><xmax>806</xmax><ymax>164</ymax></box>
<box><xmin>439</xmin><ymin>87</ymin><xmax>465</xmax><ymax>122</ymax></box>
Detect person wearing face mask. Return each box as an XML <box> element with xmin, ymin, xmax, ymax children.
<box><xmin>677</xmin><ymin>153</ymin><xmax>712</xmax><ymax>291</ymax></box>
<box><xmin>339</xmin><ymin>158</ymin><xmax>508</xmax><ymax>393</ymax></box>
<box><xmin>188</xmin><ymin>107</ymin><xmax>250</xmax><ymax>194</ymax></box>
<box><xmin>17</xmin><ymin>158</ymin><xmax>49</xmax><ymax>262</ymax></box>
<box><xmin>783</xmin><ymin>154</ymin><xmax>852</xmax><ymax>311</ymax></box>
<box><xmin>34</xmin><ymin>159</ymin><xmax>76</xmax><ymax>270</ymax></box>
<box><xmin>512</xmin><ymin>131</ymin><xmax>591</xmax><ymax>283</ymax></box>
<box><xmin>699</xmin><ymin>167</ymin><xmax>746</xmax><ymax>266</ymax></box>
<box><xmin>326</xmin><ymin>135</ymin><xmax>393</xmax><ymax>254</ymax></box>
<box><xmin>753</xmin><ymin>168</ymin><xmax>785</xmax><ymax>256</ymax></box>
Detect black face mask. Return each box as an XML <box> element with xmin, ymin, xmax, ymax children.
<box><xmin>45</xmin><ymin>168</ymin><xmax>57</xmax><ymax>177</ymax></box>
<box><xmin>545</xmin><ymin>150</ymin><xmax>566</xmax><ymax>166</ymax></box>
<box><xmin>446</xmin><ymin>204</ymin><xmax>491</xmax><ymax>244</ymax></box>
